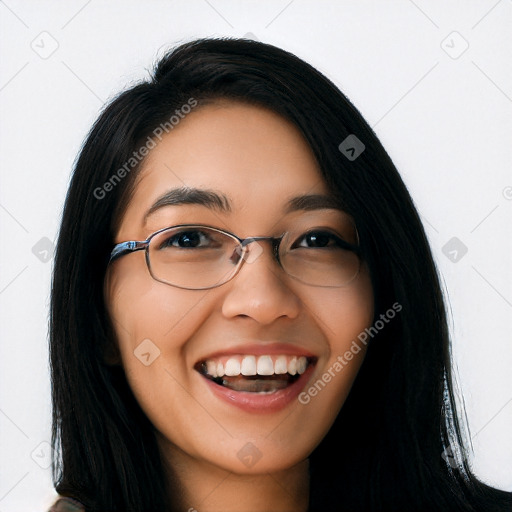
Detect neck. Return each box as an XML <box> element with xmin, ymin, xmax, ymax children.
<box><xmin>161</xmin><ymin>441</ymin><xmax>310</xmax><ymax>512</ymax></box>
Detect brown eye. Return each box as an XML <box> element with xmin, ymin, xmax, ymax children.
<box><xmin>159</xmin><ymin>230</ymin><xmax>210</xmax><ymax>249</ymax></box>
<box><xmin>293</xmin><ymin>230</ymin><xmax>350</xmax><ymax>250</ymax></box>
<box><xmin>302</xmin><ymin>232</ymin><xmax>334</xmax><ymax>248</ymax></box>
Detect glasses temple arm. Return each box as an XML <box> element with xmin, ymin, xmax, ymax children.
<box><xmin>109</xmin><ymin>241</ymin><xmax>147</xmax><ymax>262</ymax></box>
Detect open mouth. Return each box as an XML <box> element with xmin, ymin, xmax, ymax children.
<box><xmin>195</xmin><ymin>354</ymin><xmax>316</xmax><ymax>394</ymax></box>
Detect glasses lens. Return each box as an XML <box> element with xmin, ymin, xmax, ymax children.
<box><xmin>280</xmin><ymin>225</ymin><xmax>360</xmax><ymax>287</ymax></box>
<box><xmin>148</xmin><ymin>226</ymin><xmax>240</xmax><ymax>289</ymax></box>
<box><xmin>146</xmin><ymin>223</ymin><xmax>361</xmax><ymax>290</ymax></box>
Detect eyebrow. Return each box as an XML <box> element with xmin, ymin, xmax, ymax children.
<box><xmin>144</xmin><ymin>187</ymin><xmax>231</xmax><ymax>224</ymax></box>
<box><xmin>284</xmin><ymin>193</ymin><xmax>342</xmax><ymax>213</ymax></box>
<box><xmin>144</xmin><ymin>186</ymin><xmax>344</xmax><ymax>224</ymax></box>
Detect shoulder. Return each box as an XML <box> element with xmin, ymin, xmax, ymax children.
<box><xmin>47</xmin><ymin>496</ymin><xmax>86</xmax><ymax>512</ymax></box>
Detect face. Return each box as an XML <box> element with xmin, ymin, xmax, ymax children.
<box><xmin>105</xmin><ymin>101</ymin><xmax>374</xmax><ymax>477</ymax></box>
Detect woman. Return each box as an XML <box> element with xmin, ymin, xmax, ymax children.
<box><xmin>49</xmin><ymin>37</ymin><xmax>511</xmax><ymax>511</ymax></box>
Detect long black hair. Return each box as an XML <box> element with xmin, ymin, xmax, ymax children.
<box><xmin>50</xmin><ymin>37</ymin><xmax>512</xmax><ymax>511</ymax></box>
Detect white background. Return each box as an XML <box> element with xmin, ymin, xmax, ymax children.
<box><xmin>1</xmin><ymin>1</ymin><xmax>511</xmax><ymax>510</ymax></box>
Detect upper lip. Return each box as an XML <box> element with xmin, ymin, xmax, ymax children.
<box><xmin>195</xmin><ymin>342</ymin><xmax>318</xmax><ymax>364</ymax></box>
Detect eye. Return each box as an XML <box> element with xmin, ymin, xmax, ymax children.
<box><xmin>293</xmin><ymin>230</ymin><xmax>354</xmax><ymax>250</ymax></box>
<box><xmin>159</xmin><ymin>229</ymin><xmax>213</xmax><ymax>249</ymax></box>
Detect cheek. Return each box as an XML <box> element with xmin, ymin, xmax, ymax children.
<box><xmin>296</xmin><ymin>268</ymin><xmax>374</xmax><ymax>412</ymax></box>
<box><xmin>106</xmin><ymin>260</ymin><xmax>212</xmax><ymax>353</ymax></box>
<box><xmin>303</xmin><ymin>266</ymin><xmax>374</xmax><ymax>353</ymax></box>
<box><xmin>104</xmin><ymin>264</ymin><xmax>220</xmax><ymax>444</ymax></box>
<box><xmin>104</xmin><ymin>261</ymin><xmax>216</xmax><ymax>410</ymax></box>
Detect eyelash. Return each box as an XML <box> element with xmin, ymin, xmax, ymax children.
<box><xmin>158</xmin><ymin>229</ymin><xmax>355</xmax><ymax>251</ymax></box>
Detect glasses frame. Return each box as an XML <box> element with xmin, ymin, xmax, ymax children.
<box><xmin>109</xmin><ymin>224</ymin><xmax>361</xmax><ymax>290</ymax></box>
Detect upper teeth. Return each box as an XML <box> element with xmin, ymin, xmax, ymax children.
<box><xmin>204</xmin><ymin>355</ymin><xmax>309</xmax><ymax>378</ymax></box>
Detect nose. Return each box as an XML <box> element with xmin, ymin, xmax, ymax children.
<box><xmin>221</xmin><ymin>241</ymin><xmax>301</xmax><ymax>324</ymax></box>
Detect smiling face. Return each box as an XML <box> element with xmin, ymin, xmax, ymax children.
<box><xmin>104</xmin><ymin>101</ymin><xmax>374</xmax><ymax>480</ymax></box>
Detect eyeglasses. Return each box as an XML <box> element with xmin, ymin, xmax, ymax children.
<box><xmin>109</xmin><ymin>224</ymin><xmax>361</xmax><ymax>290</ymax></box>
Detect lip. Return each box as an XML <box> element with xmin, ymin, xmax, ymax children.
<box><xmin>195</xmin><ymin>342</ymin><xmax>318</xmax><ymax>413</ymax></box>
<box><xmin>201</xmin><ymin>363</ymin><xmax>315</xmax><ymax>413</ymax></box>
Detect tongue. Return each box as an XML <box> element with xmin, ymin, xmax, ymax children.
<box><xmin>219</xmin><ymin>374</ymin><xmax>292</xmax><ymax>393</ymax></box>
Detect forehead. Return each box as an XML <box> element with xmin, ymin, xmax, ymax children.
<box><xmin>118</xmin><ymin>102</ymin><xmax>330</xmax><ymax>234</ymax></box>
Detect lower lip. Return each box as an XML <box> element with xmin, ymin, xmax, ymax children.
<box><xmin>200</xmin><ymin>364</ymin><xmax>315</xmax><ymax>413</ymax></box>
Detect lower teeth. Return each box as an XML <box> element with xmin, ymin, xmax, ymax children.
<box><xmin>212</xmin><ymin>375</ymin><xmax>297</xmax><ymax>393</ymax></box>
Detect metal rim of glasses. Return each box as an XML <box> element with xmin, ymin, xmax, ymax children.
<box><xmin>111</xmin><ymin>224</ymin><xmax>361</xmax><ymax>291</ymax></box>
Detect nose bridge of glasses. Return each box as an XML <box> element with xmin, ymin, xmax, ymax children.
<box><xmin>240</xmin><ymin>235</ymin><xmax>277</xmax><ymax>246</ymax></box>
